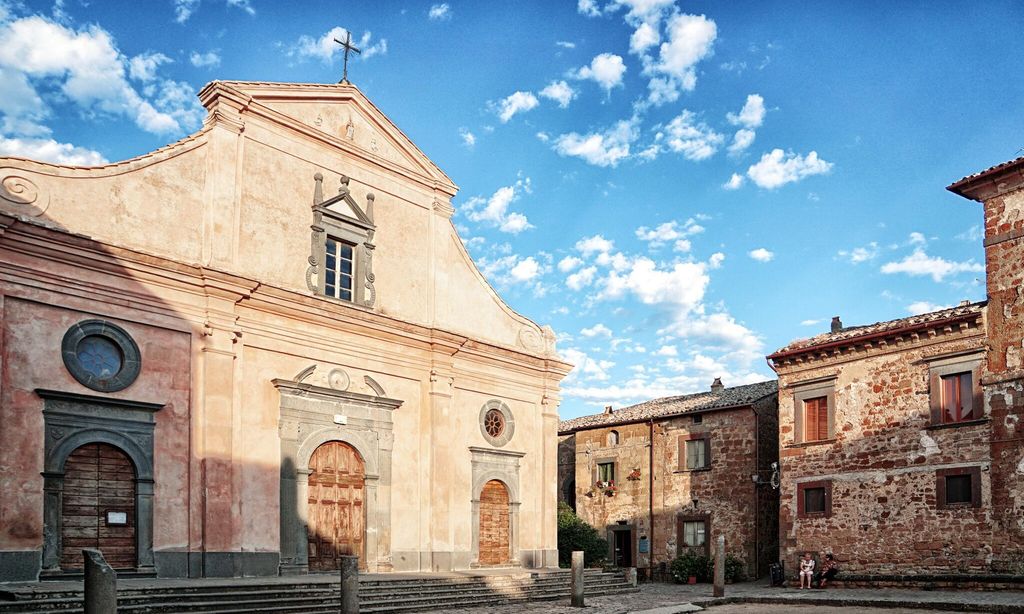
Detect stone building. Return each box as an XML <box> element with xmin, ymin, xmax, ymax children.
<box><xmin>558</xmin><ymin>380</ymin><xmax>779</xmax><ymax>579</ymax></box>
<box><xmin>0</xmin><ymin>80</ymin><xmax>570</xmax><ymax>582</ymax></box>
<box><xmin>768</xmin><ymin>154</ymin><xmax>1024</xmax><ymax>577</ymax></box>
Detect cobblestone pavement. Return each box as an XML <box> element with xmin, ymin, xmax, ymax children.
<box><xmin>447</xmin><ymin>581</ymin><xmax>1024</xmax><ymax>613</ymax></box>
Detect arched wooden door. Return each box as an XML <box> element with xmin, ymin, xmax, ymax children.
<box><xmin>307</xmin><ymin>441</ymin><xmax>365</xmax><ymax>571</ymax></box>
<box><xmin>61</xmin><ymin>443</ymin><xmax>136</xmax><ymax>570</ymax></box>
<box><xmin>478</xmin><ymin>480</ymin><xmax>511</xmax><ymax>565</ymax></box>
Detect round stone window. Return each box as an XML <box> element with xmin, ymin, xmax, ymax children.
<box><xmin>479</xmin><ymin>400</ymin><xmax>515</xmax><ymax>447</ymax></box>
<box><xmin>62</xmin><ymin>320</ymin><xmax>141</xmax><ymax>392</ymax></box>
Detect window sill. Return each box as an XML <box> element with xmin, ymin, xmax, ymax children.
<box><xmin>926</xmin><ymin>418</ymin><xmax>990</xmax><ymax>431</ymax></box>
<box><xmin>785</xmin><ymin>438</ymin><xmax>837</xmax><ymax>449</ymax></box>
<box><xmin>797</xmin><ymin>512</ymin><xmax>830</xmax><ymax>520</ymax></box>
<box><xmin>937</xmin><ymin>502</ymin><xmax>981</xmax><ymax>510</ymax></box>
<box><xmin>674</xmin><ymin>467</ymin><xmax>711</xmax><ymax>474</ymax></box>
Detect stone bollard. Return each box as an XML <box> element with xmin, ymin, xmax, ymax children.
<box><xmin>570</xmin><ymin>550</ymin><xmax>585</xmax><ymax>607</ymax></box>
<box><xmin>713</xmin><ymin>535</ymin><xmax>725</xmax><ymax>598</ymax></box>
<box><xmin>83</xmin><ymin>549</ymin><xmax>117</xmax><ymax>614</ymax></box>
<box><xmin>339</xmin><ymin>555</ymin><xmax>360</xmax><ymax>614</ymax></box>
<box><xmin>624</xmin><ymin>567</ymin><xmax>637</xmax><ymax>587</ymax></box>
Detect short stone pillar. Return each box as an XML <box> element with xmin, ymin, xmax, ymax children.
<box><xmin>339</xmin><ymin>555</ymin><xmax>359</xmax><ymax>614</ymax></box>
<box><xmin>624</xmin><ymin>567</ymin><xmax>637</xmax><ymax>587</ymax></box>
<box><xmin>713</xmin><ymin>535</ymin><xmax>725</xmax><ymax>598</ymax></box>
<box><xmin>570</xmin><ymin>550</ymin><xmax>585</xmax><ymax>607</ymax></box>
<box><xmin>83</xmin><ymin>549</ymin><xmax>117</xmax><ymax>614</ymax></box>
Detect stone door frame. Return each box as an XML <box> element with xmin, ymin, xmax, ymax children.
<box><xmin>606</xmin><ymin>523</ymin><xmax>636</xmax><ymax>568</ymax></box>
<box><xmin>37</xmin><ymin>389</ymin><xmax>163</xmax><ymax>574</ymax></box>
<box><xmin>275</xmin><ymin>377</ymin><xmax>400</xmax><ymax>575</ymax></box>
<box><xmin>469</xmin><ymin>446</ymin><xmax>523</xmax><ymax>568</ymax></box>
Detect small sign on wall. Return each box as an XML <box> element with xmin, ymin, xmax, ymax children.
<box><xmin>638</xmin><ymin>536</ymin><xmax>650</xmax><ymax>553</ymax></box>
<box><xmin>106</xmin><ymin>511</ymin><xmax>128</xmax><ymax>526</ymax></box>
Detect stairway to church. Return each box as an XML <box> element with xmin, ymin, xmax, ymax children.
<box><xmin>0</xmin><ymin>568</ymin><xmax>638</xmax><ymax>613</ymax></box>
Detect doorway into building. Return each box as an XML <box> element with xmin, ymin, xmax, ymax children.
<box><xmin>478</xmin><ymin>480</ymin><xmax>511</xmax><ymax>565</ymax></box>
<box><xmin>60</xmin><ymin>443</ymin><xmax>136</xmax><ymax>570</ymax></box>
<box><xmin>307</xmin><ymin>441</ymin><xmax>365</xmax><ymax>571</ymax></box>
<box><xmin>612</xmin><ymin>528</ymin><xmax>633</xmax><ymax>567</ymax></box>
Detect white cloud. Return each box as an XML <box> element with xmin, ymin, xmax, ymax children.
<box><xmin>576</xmin><ymin>235</ymin><xmax>615</xmax><ymax>256</ymax></box>
<box><xmin>428</xmin><ymin>3</ymin><xmax>452</xmax><ymax>21</ymax></box>
<box><xmin>630</xmin><ymin>21</ymin><xmax>660</xmax><ymax>54</ymax></box>
<box><xmin>0</xmin><ymin>135</ymin><xmax>106</xmax><ymax>165</ymax></box>
<box><xmin>558</xmin><ymin>255</ymin><xmax>583</xmax><ymax>272</ymax></box>
<box><xmin>581</xmin><ymin>323</ymin><xmax>613</xmax><ymax>338</ymax></box>
<box><xmin>557</xmin><ymin>41</ymin><xmax>577</xmax><ymax>49</ymax></box>
<box><xmin>723</xmin><ymin>173</ymin><xmax>744</xmax><ymax>190</ymax></box>
<box><xmin>728</xmin><ymin>128</ymin><xmax>756</xmax><ymax>155</ymax></box>
<box><xmin>880</xmin><ymin>249</ymin><xmax>984</xmax><ymax>282</ymax></box>
<box><xmin>561</xmin><ymin>347</ymin><xmax>615</xmax><ymax>383</ymax></box>
<box><xmin>837</xmin><ymin>242</ymin><xmax>878</xmax><ymax>264</ymax></box>
<box><xmin>748</xmin><ymin>247</ymin><xmax>774</xmax><ymax>262</ymax></box>
<box><xmin>577</xmin><ymin>0</ymin><xmax>602</xmax><ymax>18</ymax></box>
<box><xmin>908</xmin><ymin>231</ymin><xmax>927</xmax><ymax>245</ymax></box>
<box><xmin>128</xmin><ymin>52</ymin><xmax>171</xmax><ymax>82</ymax></box>
<box><xmin>708</xmin><ymin>252</ymin><xmax>725</xmax><ymax>268</ymax></box>
<box><xmin>746</xmin><ymin>149</ymin><xmax>833</xmax><ymax>189</ymax></box>
<box><xmin>600</xmin><ymin>257</ymin><xmax>708</xmax><ymax>314</ymax></box>
<box><xmin>462</xmin><ymin>176</ymin><xmax>534</xmax><ymax>234</ymax></box>
<box><xmin>0</xmin><ymin>15</ymin><xmax>201</xmax><ymax>137</ymax></box>
<box><xmin>566</xmin><ymin>265</ymin><xmax>598</xmax><ymax>290</ymax></box>
<box><xmin>552</xmin><ymin>117</ymin><xmax>639</xmax><ymax>167</ymax></box>
<box><xmin>459</xmin><ymin>127</ymin><xmax>476</xmax><ymax>148</ymax></box>
<box><xmin>906</xmin><ymin>301</ymin><xmax>951</xmax><ymax>315</ymax></box>
<box><xmin>494</xmin><ymin>91</ymin><xmax>539</xmax><ymax>123</ymax></box>
<box><xmin>956</xmin><ymin>225</ymin><xmax>984</xmax><ymax>242</ymax></box>
<box><xmin>654</xmin><ymin>344</ymin><xmax>678</xmax><ymax>356</ymax></box>
<box><xmin>509</xmin><ymin>257</ymin><xmax>541</xmax><ymax>283</ymax></box>
<box><xmin>635</xmin><ymin>219</ymin><xmax>704</xmax><ymax>249</ymax></box>
<box><xmin>800</xmin><ymin>319</ymin><xmax>822</xmax><ymax>326</ymax></box>
<box><xmin>575</xmin><ymin>53</ymin><xmax>627</xmax><ymax>93</ymax></box>
<box><xmin>727</xmin><ymin>94</ymin><xmax>766</xmax><ymax>128</ymax></box>
<box><xmin>175</xmin><ymin>0</ymin><xmax>253</xmax><ymax>23</ymax></box>
<box><xmin>663</xmin><ymin>110</ymin><xmax>724</xmax><ymax>161</ymax></box>
<box><xmin>540</xmin><ymin>80</ymin><xmax>577</xmax><ymax>108</ymax></box>
<box><xmin>644</xmin><ymin>13</ymin><xmax>717</xmax><ymax>105</ymax></box>
<box><xmin>189</xmin><ymin>50</ymin><xmax>221</xmax><ymax>68</ymax></box>
<box><xmin>291</xmin><ymin>27</ymin><xmax>387</xmax><ymax>64</ymax></box>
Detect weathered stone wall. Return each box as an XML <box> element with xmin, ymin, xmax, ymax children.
<box><xmin>776</xmin><ymin>325</ymin><xmax>992</xmax><ymax>574</ymax></box>
<box><xmin>569</xmin><ymin>401</ymin><xmax>777</xmax><ymax>578</ymax></box>
<box><xmin>977</xmin><ymin>183</ymin><xmax>1024</xmax><ymax>571</ymax></box>
<box><xmin>558</xmin><ymin>434</ymin><xmax>576</xmax><ymax>509</ymax></box>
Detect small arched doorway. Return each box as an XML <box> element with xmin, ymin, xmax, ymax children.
<box><xmin>307</xmin><ymin>441</ymin><xmax>365</xmax><ymax>571</ymax></box>
<box><xmin>60</xmin><ymin>443</ymin><xmax>136</xmax><ymax>570</ymax></box>
<box><xmin>478</xmin><ymin>480</ymin><xmax>511</xmax><ymax>565</ymax></box>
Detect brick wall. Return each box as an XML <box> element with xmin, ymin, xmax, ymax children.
<box><xmin>774</xmin><ymin>324</ymin><xmax>994</xmax><ymax>574</ymax></box>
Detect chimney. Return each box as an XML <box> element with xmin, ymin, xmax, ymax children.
<box><xmin>959</xmin><ymin>299</ymin><xmax>970</xmax><ymax>307</ymax></box>
<box><xmin>831</xmin><ymin>316</ymin><xmax>843</xmax><ymax>333</ymax></box>
<box><xmin>711</xmin><ymin>377</ymin><xmax>724</xmax><ymax>393</ymax></box>
<box><xmin>603</xmin><ymin>405</ymin><xmax>613</xmax><ymax>415</ymax></box>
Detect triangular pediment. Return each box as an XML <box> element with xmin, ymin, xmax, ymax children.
<box><xmin>321</xmin><ymin>189</ymin><xmax>373</xmax><ymax>227</ymax></box>
<box><xmin>199</xmin><ymin>81</ymin><xmax>457</xmax><ymax>196</ymax></box>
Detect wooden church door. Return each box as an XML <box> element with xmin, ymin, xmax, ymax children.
<box><xmin>61</xmin><ymin>443</ymin><xmax>136</xmax><ymax>570</ymax></box>
<box><xmin>307</xmin><ymin>441</ymin><xmax>365</xmax><ymax>571</ymax></box>
<box><xmin>478</xmin><ymin>480</ymin><xmax>511</xmax><ymax>565</ymax></box>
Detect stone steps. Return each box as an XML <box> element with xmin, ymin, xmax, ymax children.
<box><xmin>0</xmin><ymin>570</ymin><xmax>637</xmax><ymax>613</ymax></box>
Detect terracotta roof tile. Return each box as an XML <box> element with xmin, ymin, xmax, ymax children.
<box><xmin>948</xmin><ymin>155</ymin><xmax>1024</xmax><ymax>192</ymax></box>
<box><xmin>770</xmin><ymin>301</ymin><xmax>985</xmax><ymax>357</ymax></box>
<box><xmin>558</xmin><ymin>380</ymin><xmax>778</xmax><ymax>433</ymax></box>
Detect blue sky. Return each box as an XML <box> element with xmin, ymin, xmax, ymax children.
<box><xmin>1</xmin><ymin>0</ymin><xmax>1021</xmax><ymax>420</ymax></box>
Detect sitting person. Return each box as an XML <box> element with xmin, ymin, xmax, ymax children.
<box><xmin>799</xmin><ymin>552</ymin><xmax>815</xmax><ymax>589</ymax></box>
<box><xmin>817</xmin><ymin>553</ymin><xmax>839</xmax><ymax>588</ymax></box>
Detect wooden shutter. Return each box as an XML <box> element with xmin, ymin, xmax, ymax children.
<box><xmin>804</xmin><ymin>397</ymin><xmax>828</xmax><ymax>441</ymax></box>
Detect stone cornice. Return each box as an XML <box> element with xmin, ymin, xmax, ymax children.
<box><xmin>272</xmin><ymin>378</ymin><xmax>403</xmax><ymax>409</ymax></box>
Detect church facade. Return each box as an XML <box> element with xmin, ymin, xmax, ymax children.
<box><xmin>0</xmin><ymin>80</ymin><xmax>570</xmax><ymax>581</ymax></box>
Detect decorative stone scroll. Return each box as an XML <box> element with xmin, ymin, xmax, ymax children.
<box><xmin>0</xmin><ymin>171</ymin><xmax>50</xmax><ymax>217</ymax></box>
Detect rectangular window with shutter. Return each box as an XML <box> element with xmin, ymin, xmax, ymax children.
<box><xmin>940</xmin><ymin>372</ymin><xmax>974</xmax><ymax>423</ymax></box>
<box><xmin>678</xmin><ymin>434</ymin><xmax>711</xmax><ymax>471</ymax></box>
<box><xmin>803</xmin><ymin>396</ymin><xmax>829</xmax><ymax>442</ymax></box>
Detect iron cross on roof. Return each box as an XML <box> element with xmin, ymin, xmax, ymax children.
<box><xmin>333</xmin><ymin>31</ymin><xmax>361</xmax><ymax>83</ymax></box>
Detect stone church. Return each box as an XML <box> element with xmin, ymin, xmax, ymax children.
<box><xmin>0</xmin><ymin>80</ymin><xmax>570</xmax><ymax>581</ymax></box>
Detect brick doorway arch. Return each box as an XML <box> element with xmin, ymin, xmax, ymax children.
<box><xmin>61</xmin><ymin>443</ymin><xmax>136</xmax><ymax>570</ymax></box>
<box><xmin>307</xmin><ymin>441</ymin><xmax>366</xmax><ymax>571</ymax></box>
<box><xmin>478</xmin><ymin>480</ymin><xmax>511</xmax><ymax>565</ymax></box>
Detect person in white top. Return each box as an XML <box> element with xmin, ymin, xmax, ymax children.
<box><xmin>799</xmin><ymin>552</ymin><xmax>815</xmax><ymax>589</ymax></box>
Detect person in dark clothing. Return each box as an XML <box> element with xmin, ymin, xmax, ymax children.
<box><xmin>817</xmin><ymin>553</ymin><xmax>839</xmax><ymax>588</ymax></box>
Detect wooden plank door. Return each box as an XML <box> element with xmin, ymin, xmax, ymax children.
<box><xmin>478</xmin><ymin>480</ymin><xmax>510</xmax><ymax>565</ymax></box>
<box><xmin>61</xmin><ymin>443</ymin><xmax>136</xmax><ymax>570</ymax></box>
<box><xmin>307</xmin><ymin>441</ymin><xmax>365</xmax><ymax>571</ymax></box>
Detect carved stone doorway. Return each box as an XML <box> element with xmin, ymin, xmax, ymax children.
<box><xmin>60</xmin><ymin>443</ymin><xmax>137</xmax><ymax>570</ymax></box>
<box><xmin>306</xmin><ymin>441</ymin><xmax>366</xmax><ymax>571</ymax></box>
<box><xmin>478</xmin><ymin>480</ymin><xmax>511</xmax><ymax>565</ymax></box>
